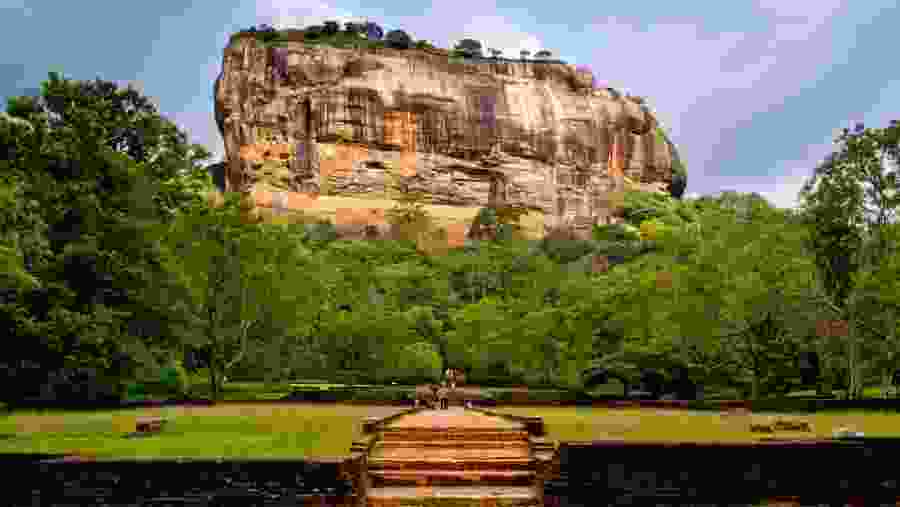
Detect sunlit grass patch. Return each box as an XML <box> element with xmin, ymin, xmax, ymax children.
<box><xmin>493</xmin><ymin>406</ymin><xmax>900</xmax><ymax>443</ymax></box>
<box><xmin>0</xmin><ymin>403</ymin><xmax>406</xmax><ymax>459</ymax></box>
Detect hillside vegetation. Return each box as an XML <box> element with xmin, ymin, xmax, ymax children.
<box><xmin>2</xmin><ymin>70</ymin><xmax>898</xmax><ymax>407</ymax></box>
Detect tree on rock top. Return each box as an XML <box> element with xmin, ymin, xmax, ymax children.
<box><xmin>386</xmin><ymin>29</ymin><xmax>413</xmax><ymax>49</ymax></box>
<box><xmin>323</xmin><ymin>21</ymin><xmax>340</xmax><ymax>35</ymax></box>
<box><xmin>455</xmin><ymin>39</ymin><xmax>483</xmax><ymax>58</ymax></box>
<box><xmin>669</xmin><ymin>158</ymin><xmax>687</xmax><ymax>199</ymax></box>
<box><xmin>365</xmin><ymin>22</ymin><xmax>384</xmax><ymax>40</ymax></box>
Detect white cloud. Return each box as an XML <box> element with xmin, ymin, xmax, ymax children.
<box><xmin>716</xmin><ymin>135</ymin><xmax>835</xmax><ymax>209</ymax></box>
<box><xmin>450</xmin><ymin>15</ymin><xmax>546</xmax><ymax>58</ymax></box>
<box><xmin>254</xmin><ymin>0</ymin><xmax>364</xmax><ymax>30</ymax></box>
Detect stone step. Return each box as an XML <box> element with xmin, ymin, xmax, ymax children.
<box><xmin>372</xmin><ymin>446</ymin><xmax>530</xmax><ymax>461</ymax></box>
<box><xmin>369</xmin><ymin>457</ymin><xmax>536</xmax><ymax>472</ymax></box>
<box><xmin>370</xmin><ymin>469</ymin><xmax>536</xmax><ymax>487</ymax></box>
<box><xmin>366</xmin><ymin>486</ymin><xmax>539</xmax><ymax>507</ymax></box>
<box><xmin>375</xmin><ymin>440</ymin><xmax>531</xmax><ymax>451</ymax></box>
<box><xmin>380</xmin><ymin>430</ymin><xmax>530</xmax><ymax>442</ymax></box>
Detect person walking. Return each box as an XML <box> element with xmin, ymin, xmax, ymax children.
<box><xmin>430</xmin><ymin>384</ymin><xmax>440</xmax><ymax>409</ymax></box>
<box><xmin>438</xmin><ymin>382</ymin><xmax>449</xmax><ymax>410</ymax></box>
<box><xmin>446</xmin><ymin>368</ymin><xmax>458</xmax><ymax>390</ymax></box>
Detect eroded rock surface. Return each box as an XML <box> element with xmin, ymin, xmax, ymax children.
<box><xmin>214</xmin><ymin>38</ymin><xmax>680</xmax><ymax>238</ymax></box>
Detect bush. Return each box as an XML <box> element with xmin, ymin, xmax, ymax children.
<box><xmin>125</xmin><ymin>382</ymin><xmax>147</xmax><ymax>400</ymax></box>
<box><xmin>539</xmin><ymin>237</ymin><xmax>596</xmax><ymax>264</ymax></box>
<box><xmin>593</xmin><ymin>223</ymin><xmax>641</xmax><ymax>242</ymax></box>
<box><xmin>284</xmin><ymin>386</ymin><xmax>415</xmax><ymax>402</ymax></box>
<box><xmin>304</xmin><ymin>25</ymin><xmax>323</xmax><ymax>39</ymax></box>
<box><xmin>390</xmin><ymin>342</ymin><xmax>442</xmax><ymax>383</ymax></box>
<box><xmin>304</xmin><ymin>220</ymin><xmax>338</xmax><ymax>243</ymax></box>
<box><xmin>670</xmin><ymin>169</ymin><xmax>687</xmax><ymax>199</ymax></box>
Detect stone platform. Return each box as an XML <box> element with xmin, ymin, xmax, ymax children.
<box><xmin>362</xmin><ymin>407</ymin><xmax>548</xmax><ymax>507</ymax></box>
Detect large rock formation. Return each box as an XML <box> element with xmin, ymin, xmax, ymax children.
<box><xmin>214</xmin><ymin>35</ymin><xmax>680</xmax><ymax>239</ymax></box>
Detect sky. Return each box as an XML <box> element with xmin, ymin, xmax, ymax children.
<box><xmin>1</xmin><ymin>0</ymin><xmax>898</xmax><ymax>209</ymax></box>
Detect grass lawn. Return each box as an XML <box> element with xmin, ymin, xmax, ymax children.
<box><xmin>0</xmin><ymin>403</ymin><xmax>407</xmax><ymax>460</ymax></box>
<box><xmin>493</xmin><ymin>406</ymin><xmax>900</xmax><ymax>443</ymax></box>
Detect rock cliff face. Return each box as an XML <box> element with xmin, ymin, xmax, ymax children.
<box><xmin>214</xmin><ymin>36</ymin><xmax>680</xmax><ymax>239</ymax></box>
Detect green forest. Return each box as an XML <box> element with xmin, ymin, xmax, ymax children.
<box><xmin>1</xmin><ymin>72</ymin><xmax>899</xmax><ymax>407</ymax></box>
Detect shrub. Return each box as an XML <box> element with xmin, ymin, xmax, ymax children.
<box><xmin>125</xmin><ymin>382</ymin><xmax>147</xmax><ymax>400</ymax></box>
<box><xmin>670</xmin><ymin>161</ymin><xmax>687</xmax><ymax>199</ymax></box>
<box><xmin>254</xmin><ymin>26</ymin><xmax>280</xmax><ymax>44</ymax></box>
<box><xmin>539</xmin><ymin>237</ymin><xmax>596</xmax><ymax>264</ymax></box>
<box><xmin>304</xmin><ymin>25</ymin><xmax>323</xmax><ymax>39</ymax></box>
<box><xmin>158</xmin><ymin>361</ymin><xmax>190</xmax><ymax>397</ymax></box>
<box><xmin>593</xmin><ymin>223</ymin><xmax>641</xmax><ymax>242</ymax></box>
<box><xmin>304</xmin><ymin>219</ymin><xmax>338</xmax><ymax>243</ymax></box>
<box><xmin>391</xmin><ymin>342</ymin><xmax>442</xmax><ymax>383</ymax></box>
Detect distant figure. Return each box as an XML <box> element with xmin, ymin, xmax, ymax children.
<box><xmin>445</xmin><ymin>367</ymin><xmax>464</xmax><ymax>390</ymax></box>
<box><xmin>415</xmin><ymin>384</ymin><xmax>438</xmax><ymax>408</ymax></box>
<box><xmin>431</xmin><ymin>384</ymin><xmax>441</xmax><ymax>408</ymax></box>
<box><xmin>437</xmin><ymin>382</ymin><xmax>449</xmax><ymax>410</ymax></box>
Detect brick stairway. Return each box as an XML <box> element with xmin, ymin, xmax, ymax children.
<box><xmin>364</xmin><ymin>407</ymin><xmax>548</xmax><ymax>507</ymax></box>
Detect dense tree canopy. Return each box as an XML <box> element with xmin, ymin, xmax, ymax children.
<box><xmin>2</xmin><ymin>71</ymin><xmax>898</xmax><ymax>405</ymax></box>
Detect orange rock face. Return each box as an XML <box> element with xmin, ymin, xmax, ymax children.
<box><xmin>445</xmin><ymin>223</ymin><xmax>467</xmax><ymax>248</ymax></box>
<box><xmin>384</xmin><ymin>111</ymin><xmax>417</xmax><ymax>150</ymax></box>
<box><xmin>239</xmin><ymin>142</ymin><xmax>294</xmax><ymax>162</ymax></box>
<box><xmin>399</xmin><ymin>151</ymin><xmax>417</xmax><ymax>177</ymax></box>
<box><xmin>336</xmin><ymin>207</ymin><xmax>387</xmax><ymax>227</ymax></box>
<box><xmin>251</xmin><ymin>189</ymin><xmax>319</xmax><ymax>211</ymax></box>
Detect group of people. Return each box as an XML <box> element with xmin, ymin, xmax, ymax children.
<box><xmin>415</xmin><ymin>368</ymin><xmax>464</xmax><ymax>410</ymax></box>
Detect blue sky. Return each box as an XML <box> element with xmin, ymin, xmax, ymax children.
<box><xmin>2</xmin><ymin>0</ymin><xmax>898</xmax><ymax>208</ymax></box>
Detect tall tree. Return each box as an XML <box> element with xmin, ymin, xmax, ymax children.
<box><xmin>798</xmin><ymin>121</ymin><xmax>900</xmax><ymax>398</ymax></box>
<box><xmin>156</xmin><ymin>192</ymin><xmax>310</xmax><ymax>399</ymax></box>
<box><xmin>0</xmin><ymin>72</ymin><xmax>214</xmax><ymax>405</ymax></box>
<box><xmin>618</xmin><ymin>193</ymin><xmax>820</xmax><ymax>399</ymax></box>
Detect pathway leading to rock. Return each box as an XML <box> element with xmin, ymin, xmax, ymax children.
<box><xmin>364</xmin><ymin>406</ymin><xmax>547</xmax><ymax>507</ymax></box>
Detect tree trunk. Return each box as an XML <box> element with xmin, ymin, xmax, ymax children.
<box><xmin>881</xmin><ymin>371</ymin><xmax>892</xmax><ymax>399</ymax></box>
<box><xmin>751</xmin><ymin>371</ymin><xmax>761</xmax><ymax>400</ymax></box>
<box><xmin>848</xmin><ymin>317</ymin><xmax>863</xmax><ymax>400</ymax></box>
<box><xmin>208</xmin><ymin>354</ymin><xmax>220</xmax><ymax>401</ymax></box>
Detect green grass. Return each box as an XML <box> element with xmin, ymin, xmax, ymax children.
<box><xmin>493</xmin><ymin>406</ymin><xmax>900</xmax><ymax>443</ymax></box>
<box><xmin>0</xmin><ymin>403</ymin><xmax>407</xmax><ymax>459</ymax></box>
